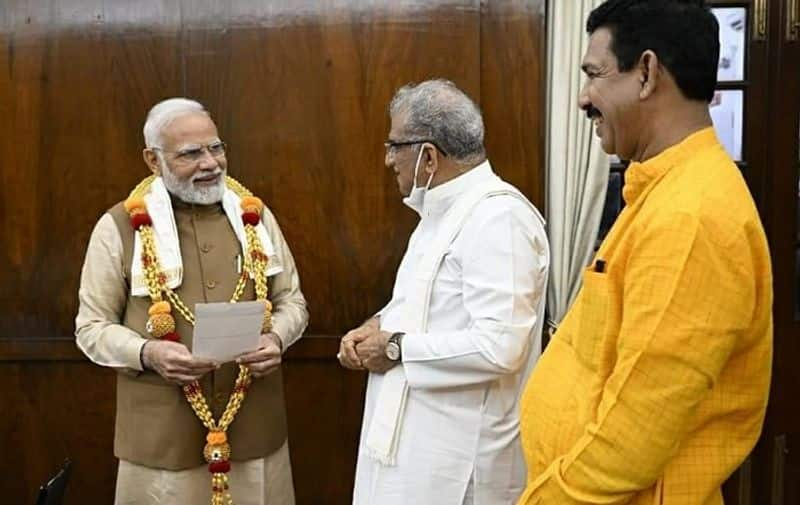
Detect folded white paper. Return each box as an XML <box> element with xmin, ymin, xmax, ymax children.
<box><xmin>192</xmin><ymin>301</ymin><xmax>264</xmax><ymax>362</ymax></box>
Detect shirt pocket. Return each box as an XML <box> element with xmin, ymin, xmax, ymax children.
<box><xmin>572</xmin><ymin>267</ymin><xmax>613</xmax><ymax>372</ymax></box>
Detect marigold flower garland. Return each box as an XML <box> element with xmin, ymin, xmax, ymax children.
<box><xmin>125</xmin><ymin>176</ymin><xmax>272</xmax><ymax>505</ymax></box>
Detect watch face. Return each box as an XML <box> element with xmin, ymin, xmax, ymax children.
<box><xmin>385</xmin><ymin>342</ymin><xmax>400</xmax><ymax>361</ymax></box>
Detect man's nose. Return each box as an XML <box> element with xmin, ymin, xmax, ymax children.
<box><xmin>578</xmin><ymin>81</ymin><xmax>591</xmax><ymax>110</ymax></box>
<box><xmin>198</xmin><ymin>149</ymin><xmax>218</xmax><ymax>168</ymax></box>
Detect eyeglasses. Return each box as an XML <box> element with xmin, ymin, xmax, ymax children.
<box><xmin>383</xmin><ymin>138</ymin><xmax>449</xmax><ymax>157</ymax></box>
<box><xmin>152</xmin><ymin>140</ymin><xmax>227</xmax><ymax>163</ymax></box>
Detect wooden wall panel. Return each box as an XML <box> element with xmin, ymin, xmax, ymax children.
<box><xmin>0</xmin><ymin>362</ymin><xmax>117</xmax><ymax>504</ymax></box>
<box><xmin>480</xmin><ymin>1</ymin><xmax>546</xmax><ymax>205</ymax></box>
<box><xmin>0</xmin><ymin>341</ymin><xmax>367</xmax><ymax>505</ymax></box>
<box><xmin>186</xmin><ymin>3</ymin><xmax>482</xmax><ymax>332</ymax></box>
<box><xmin>0</xmin><ymin>1</ymin><xmax>546</xmax><ymax>503</ymax></box>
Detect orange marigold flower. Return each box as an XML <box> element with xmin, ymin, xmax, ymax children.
<box><xmin>148</xmin><ymin>301</ymin><xmax>171</xmax><ymax>316</ymax></box>
<box><xmin>206</xmin><ymin>431</ymin><xmax>227</xmax><ymax>445</ymax></box>
<box><xmin>240</xmin><ymin>196</ymin><xmax>263</xmax><ymax>212</ymax></box>
<box><xmin>124</xmin><ymin>197</ymin><xmax>146</xmax><ymax>214</ymax></box>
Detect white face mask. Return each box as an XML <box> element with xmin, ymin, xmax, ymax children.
<box><xmin>402</xmin><ymin>145</ymin><xmax>435</xmax><ymax>215</ymax></box>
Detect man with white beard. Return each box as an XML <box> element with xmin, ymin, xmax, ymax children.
<box><xmin>75</xmin><ymin>98</ymin><xmax>308</xmax><ymax>505</ymax></box>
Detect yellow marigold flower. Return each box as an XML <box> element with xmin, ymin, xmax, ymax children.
<box><xmin>240</xmin><ymin>196</ymin><xmax>263</xmax><ymax>213</ymax></box>
<box><xmin>148</xmin><ymin>301</ymin><xmax>171</xmax><ymax>315</ymax></box>
<box><xmin>124</xmin><ymin>197</ymin><xmax>146</xmax><ymax>214</ymax></box>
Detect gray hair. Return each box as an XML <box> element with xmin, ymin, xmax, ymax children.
<box><xmin>143</xmin><ymin>98</ymin><xmax>208</xmax><ymax>148</ymax></box>
<box><xmin>389</xmin><ymin>79</ymin><xmax>485</xmax><ymax>164</ymax></box>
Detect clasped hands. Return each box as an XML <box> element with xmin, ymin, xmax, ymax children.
<box><xmin>143</xmin><ymin>332</ymin><xmax>283</xmax><ymax>385</ymax></box>
<box><xmin>337</xmin><ymin>319</ymin><xmax>397</xmax><ymax>374</ymax></box>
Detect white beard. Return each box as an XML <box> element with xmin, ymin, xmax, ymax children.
<box><xmin>159</xmin><ymin>159</ymin><xmax>225</xmax><ymax>205</ymax></box>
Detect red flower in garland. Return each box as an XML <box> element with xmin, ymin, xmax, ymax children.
<box><xmin>242</xmin><ymin>211</ymin><xmax>260</xmax><ymax>226</ymax></box>
<box><xmin>131</xmin><ymin>213</ymin><xmax>152</xmax><ymax>230</ymax></box>
<box><xmin>161</xmin><ymin>332</ymin><xmax>180</xmax><ymax>342</ymax></box>
<box><xmin>209</xmin><ymin>461</ymin><xmax>231</xmax><ymax>473</ymax></box>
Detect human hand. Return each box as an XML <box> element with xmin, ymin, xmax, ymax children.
<box><xmin>143</xmin><ymin>340</ymin><xmax>218</xmax><ymax>385</ymax></box>
<box><xmin>236</xmin><ymin>333</ymin><xmax>283</xmax><ymax>379</ymax></box>
<box><xmin>355</xmin><ymin>330</ymin><xmax>396</xmax><ymax>374</ymax></box>
<box><xmin>337</xmin><ymin>318</ymin><xmax>379</xmax><ymax>370</ymax></box>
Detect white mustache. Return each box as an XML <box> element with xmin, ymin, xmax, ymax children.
<box><xmin>191</xmin><ymin>169</ymin><xmax>223</xmax><ymax>182</ymax></box>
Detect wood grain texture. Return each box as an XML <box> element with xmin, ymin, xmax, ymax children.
<box><xmin>0</xmin><ymin>340</ymin><xmax>366</xmax><ymax>505</ymax></box>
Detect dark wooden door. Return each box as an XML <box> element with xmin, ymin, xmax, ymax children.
<box><xmin>706</xmin><ymin>0</ymin><xmax>800</xmax><ymax>503</ymax></box>
<box><xmin>754</xmin><ymin>0</ymin><xmax>800</xmax><ymax>503</ymax></box>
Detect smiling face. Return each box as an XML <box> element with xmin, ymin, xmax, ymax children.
<box><xmin>578</xmin><ymin>27</ymin><xmax>645</xmax><ymax>159</ymax></box>
<box><xmin>144</xmin><ymin>112</ymin><xmax>227</xmax><ymax>204</ymax></box>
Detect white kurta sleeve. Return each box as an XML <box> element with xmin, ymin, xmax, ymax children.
<box><xmin>401</xmin><ymin>199</ymin><xmax>548</xmax><ymax>389</ymax></box>
<box><xmin>75</xmin><ymin>213</ymin><xmax>146</xmax><ymax>372</ymax></box>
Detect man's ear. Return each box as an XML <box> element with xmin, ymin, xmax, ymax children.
<box><xmin>422</xmin><ymin>144</ymin><xmax>439</xmax><ymax>175</ymax></box>
<box><xmin>143</xmin><ymin>148</ymin><xmax>161</xmax><ymax>176</ymax></box>
<box><xmin>638</xmin><ymin>50</ymin><xmax>660</xmax><ymax>100</ymax></box>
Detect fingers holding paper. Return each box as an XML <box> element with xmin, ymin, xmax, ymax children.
<box><xmin>237</xmin><ymin>332</ymin><xmax>283</xmax><ymax>378</ymax></box>
<box><xmin>143</xmin><ymin>340</ymin><xmax>218</xmax><ymax>385</ymax></box>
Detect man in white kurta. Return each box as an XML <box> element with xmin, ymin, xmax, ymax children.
<box><xmin>338</xmin><ymin>79</ymin><xmax>549</xmax><ymax>505</ymax></box>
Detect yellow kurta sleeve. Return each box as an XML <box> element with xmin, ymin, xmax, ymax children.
<box><xmin>519</xmin><ymin>209</ymin><xmax>755</xmax><ymax>504</ymax></box>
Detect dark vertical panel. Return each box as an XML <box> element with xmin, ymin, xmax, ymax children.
<box><xmin>756</xmin><ymin>0</ymin><xmax>800</xmax><ymax>501</ymax></box>
<box><xmin>1</xmin><ymin>2</ymin><xmax>56</xmax><ymax>341</ymax></box>
<box><xmin>480</xmin><ymin>0</ymin><xmax>546</xmax><ymax>208</ymax></box>
<box><xmin>0</xmin><ymin>362</ymin><xmax>117</xmax><ymax>504</ymax></box>
<box><xmin>0</xmin><ymin>0</ymin><xmax>184</xmax><ymax>342</ymax></box>
<box><xmin>283</xmin><ymin>351</ymin><xmax>368</xmax><ymax>503</ymax></box>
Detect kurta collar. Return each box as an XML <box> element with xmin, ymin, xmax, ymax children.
<box><xmin>422</xmin><ymin>160</ymin><xmax>494</xmax><ymax>219</ymax></box>
<box><xmin>623</xmin><ymin>127</ymin><xmax>718</xmax><ymax>205</ymax></box>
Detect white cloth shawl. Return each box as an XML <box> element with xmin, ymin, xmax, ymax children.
<box><xmin>130</xmin><ymin>177</ymin><xmax>282</xmax><ymax>297</ymax></box>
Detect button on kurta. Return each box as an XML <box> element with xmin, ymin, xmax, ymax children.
<box><xmin>206</xmin><ymin>280</ymin><xmax>217</xmax><ymax>289</ymax></box>
<box><xmin>215</xmin><ymin>392</ymin><xmax>225</xmax><ymax>403</ymax></box>
<box><xmin>201</xmin><ymin>243</ymin><xmax>213</xmax><ymax>253</ymax></box>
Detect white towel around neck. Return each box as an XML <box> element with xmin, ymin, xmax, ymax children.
<box><xmin>130</xmin><ymin>177</ymin><xmax>283</xmax><ymax>297</ymax></box>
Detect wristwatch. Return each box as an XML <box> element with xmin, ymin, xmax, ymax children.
<box><xmin>385</xmin><ymin>332</ymin><xmax>405</xmax><ymax>361</ymax></box>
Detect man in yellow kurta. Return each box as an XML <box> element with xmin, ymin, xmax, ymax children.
<box><xmin>518</xmin><ymin>2</ymin><xmax>772</xmax><ymax>504</ymax></box>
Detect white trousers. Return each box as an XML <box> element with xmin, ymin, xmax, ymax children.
<box><xmin>114</xmin><ymin>441</ymin><xmax>295</xmax><ymax>505</ymax></box>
